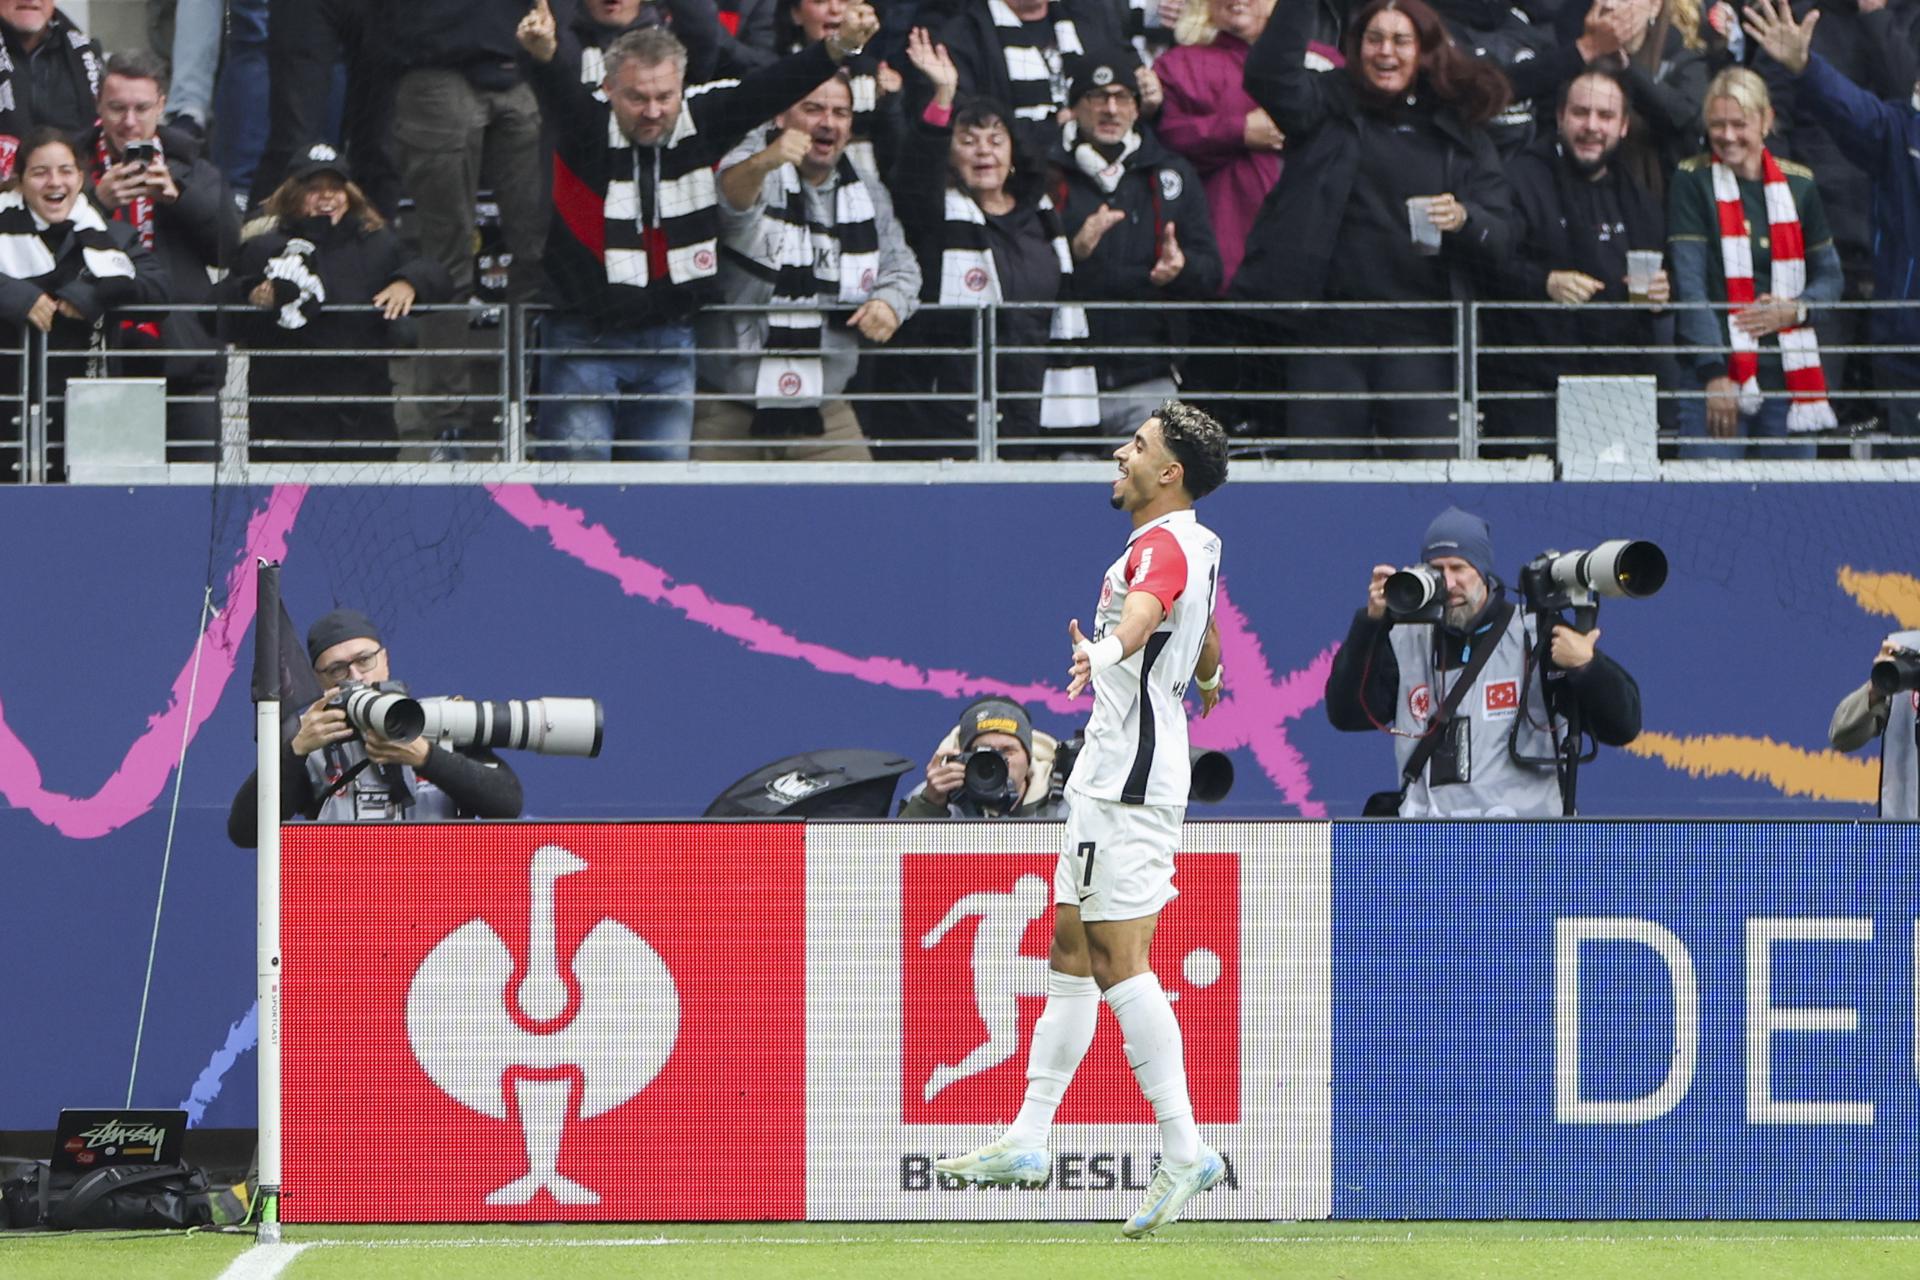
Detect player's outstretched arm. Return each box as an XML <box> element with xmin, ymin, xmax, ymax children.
<box><xmin>1066</xmin><ymin>592</ymin><xmax>1168</xmax><ymax>700</ymax></box>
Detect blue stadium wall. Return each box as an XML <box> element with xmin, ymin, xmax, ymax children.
<box><xmin>1</xmin><ymin>481</ymin><xmax>1914</xmax><ymax>1214</ymax></box>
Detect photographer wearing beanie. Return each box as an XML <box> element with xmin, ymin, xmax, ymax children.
<box><xmin>227</xmin><ymin>608</ymin><xmax>522</xmax><ymax>847</ymax></box>
<box><xmin>899</xmin><ymin>696</ymin><xmax>1067</xmax><ymax>818</ymax></box>
<box><xmin>1829</xmin><ymin>631</ymin><xmax>1920</xmax><ymax>819</ymax></box>
<box><xmin>1324</xmin><ymin>507</ymin><xmax>1642</xmax><ymax>817</ymax></box>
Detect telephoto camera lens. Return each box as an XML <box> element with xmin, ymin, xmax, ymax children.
<box><xmin>1551</xmin><ymin>540</ymin><xmax>1668</xmax><ymax>599</ymax></box>
<box><xmin>339</xmin><ymin>684</ymin><xmax>424</xmax><ymax>743</ymax></box>
<box><xmin>416</xmin><ymin>697</ymin><xmax>604</xmax><ymax>757</ymax></box>
<box><xmin>1871</xmin><ymin>652</ymin><xmax>1920</xmax><ymax>697</ymax></box>
<box><xmin>1383</xmin><ymin>565</ymin><xmax>1443</xmax><ymax>616</ymax></box>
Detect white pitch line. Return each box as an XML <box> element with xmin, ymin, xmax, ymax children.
<box><xmin>287</xmin><ymin>1233</ymin><xmax>1920</xmax><ymax>1249</ymax></box>
<box><xmin>215</xmin><ymin>1242</ymin><xmax>313</xmax><ymax>1280</ymax></box>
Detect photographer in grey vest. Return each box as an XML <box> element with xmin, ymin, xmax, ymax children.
<box><xmin>1324</xmin><ymin>507</ymin><xmax>1642</xmax><ymax>817</ymax></box>
<box><xmin>227</xmin><ymin>609</ymin><xmax>523</xmax><ymax>846</ymax></box>
<box><xmin>1828</xmin><ymin>631</ymin><xmax>1920</xmax><ymax>820</ymax></box>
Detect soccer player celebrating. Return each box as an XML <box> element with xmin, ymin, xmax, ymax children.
<box><xmin>936</xmin><ymin>400</ymin><xmax>1230</xmax><ymax>1237</ymax></box>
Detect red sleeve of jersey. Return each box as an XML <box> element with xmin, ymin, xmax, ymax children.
<box><xmin>1124</xmin><ymin>529</ymin><xmax>1188</xmax><ymax>615</ymax></box>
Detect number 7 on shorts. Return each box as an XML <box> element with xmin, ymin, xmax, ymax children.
<box><xmin>1078</xmin><ymin>840</ymin><xmax>1096</xmax><ymax>888</ymax></box>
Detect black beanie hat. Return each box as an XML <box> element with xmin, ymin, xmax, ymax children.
<box><xmin>1420</xmin><ymin>507</ymin><xmax>1496</xmax><ymax>585</ymax></box>
<box><xmin>957</xmin><ymin>696</ymin><xmax>1034</xmax><ymax>758</ymax></box>
<box><xmin>306</xmin><ymin>608</ymin><xmax>381</xmax><ymax>665</ymax></box>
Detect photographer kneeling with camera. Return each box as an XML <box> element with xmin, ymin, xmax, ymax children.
<box><xmin>1324</xmin><ymin>508</ymin><xmax>1643</xmax><ymax>818</ymax></box>
<box><xmin>1828</xmin><ymin>631</ymin><xmax>1920</xmax><ymax>819</ymax></box>
<box><xmin>898</xmin><ymin>697</ymin><xmax>1067</xmax><ymax>819</ymax></box>
<box><xmin>227</xmin><ymin>609</ymin><xmax>523</xmax><ymax>846</ymax></box>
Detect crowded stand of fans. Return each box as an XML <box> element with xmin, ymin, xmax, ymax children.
<box><xmin>1</xmin><ymin>0</ymin><xmax>1917</xmax><ymax>469</ymax></box>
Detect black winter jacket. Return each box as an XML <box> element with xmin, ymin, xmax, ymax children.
<box><xmin>85</xmin><ymin>124</ymin><xmax>240</xmax><ymax>389</ymax></box>
<box><xmin>1761</xmin><ymin>0</ymin><xmax>1920</xmax><ymax>272</ymax></box>
<box><xmin>1232</xmin><ymin>0</ymin><xmax>1512</xmax><ymax>307</ymax></box>
<box><xmin>0</xmin><ymin>10</ymin><xmax>101</xmax><ymax>149</ymax></box>
<box><xmin>224</xmin><ymin>214</ymin><xmax>450</xmax><ymax>440</ymax></box>
<box><xmin>1495</xmin><ymin>135</ymin><xmax>1665</xmax><ymax>339</ymax></box>
<box><xmin>0</xmin><ymin>211</ymin><xmax>165</xmax><ymax>353</ymax></box>
<box><xmin>391</xmin><ymin>0</ymin><xmax>530</xmax><ymax>90</ymax></box>
<box><xmin>1045</xmin><ymin>124</ymin><xmax>1221</xmax><ymax>388</ymax></box>
<box><xmin>228</xmin><ymin>216</ymin><xmax>449</xmax><ymax>350</ymax></box>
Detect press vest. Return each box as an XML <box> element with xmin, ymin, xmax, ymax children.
<box><xmin>1388</xmin><ymin>607</ymin><xmax>1566</xmax><ymax>818</ymax></box>
<box><xmin>1882</xmin><ymin>693</ymin><xmax>1918</xmax><ymax>819</ymax></box>
<box><xmin>303</xmin><ymin>740</ymin><xmax>460</xmax><ymax>824</ymax></box>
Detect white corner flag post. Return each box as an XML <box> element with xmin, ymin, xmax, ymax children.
<box><xmin>253</xmin><ymin>559</ymin><xmax>284</xmax><ymax>1242</ymax></box>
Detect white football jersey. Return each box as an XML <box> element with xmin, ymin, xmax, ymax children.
<box><xmin>1066</xmin><ymin>509</ymin><xmax>1222</xmax><ymax>807</ymax></box>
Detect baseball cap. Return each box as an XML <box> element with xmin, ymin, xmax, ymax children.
<box><xmin>287</xmin><ymin>141</ymin><xmax>352</xmax><ymax>184</ymax></box>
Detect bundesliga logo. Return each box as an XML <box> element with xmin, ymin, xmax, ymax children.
<box><xmin>899</xmin><ymin>853</ymin><xmax>1239</xmax><ymax>1125</ymax></box>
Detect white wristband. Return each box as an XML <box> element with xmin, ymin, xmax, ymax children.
<box><xmin>1083</xmin><ymin>635</ymin><xmax>1124</xmax><ymax>675</ymax></box>
<box><xmin>1196</xmin><ymin>664</ymin><xmax>1223</xmax><ymax>692</ymax></box>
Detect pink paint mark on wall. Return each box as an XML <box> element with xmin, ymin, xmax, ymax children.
<box><xmin>1189</xmin><ymin>591</ymin><xmax>1336</xmax><ymax>818</ymax></box>
<box><xmin>489</xmin><ymin>485</ymin><xmax>1333</xmax><ymax>814</ymax></box>
<box><xmin>0</xmin><ymin>487</ymin><xmax>307</xmax><ymax>839</ymax></box>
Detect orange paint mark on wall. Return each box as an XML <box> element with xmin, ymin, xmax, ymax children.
<box><xmin>1837</xmin><ymin>568</ymin><xmax>1920</xmax><ymax>628</ymax></box>
<box><xmin>1624</xmin><ymin>731</ymin><xmax>1877</xmax><ymax>803</ymax></box>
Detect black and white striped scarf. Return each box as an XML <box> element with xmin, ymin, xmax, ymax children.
<box><xmin>738</xmin><ymin>140</ymin><xmax>881</xmax><ymax>434</ymax></box>
<box><xmin>936</xmin><ymin>187</ymin><xmax>1098</xmax><ymax>429</ymax></box>
<box><xmin>580</xmin><ymin>44</ymin><xmax>609</xmax><ymax>99</ymax></box>
<box><xmin>0</xmin><ymin>190</ymin><xmax>134</xmax><ymax>294</ymax></box>
<box><xmin>843</xmin><ymin>56</ymin><xmax>881</xmax><ymax>175</ymax></box>
<box><xmin>988</xmin><ymin>0</ymin><xmax>1083</xmax><ymax>125</ymax></box>
<box><xmin>601</xmin><ymin>93</ymin><xmax>722</xmax><ymax>292</ymax></box>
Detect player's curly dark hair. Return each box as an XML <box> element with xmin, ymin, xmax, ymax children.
<box><xmin>1154</xmin><ymin>400</ymin><xmax>1229</xmax><ymax>501</ymax></box>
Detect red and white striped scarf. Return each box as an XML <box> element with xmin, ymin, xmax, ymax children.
<box><xmin>1712</xmin><ymin>149</ymin><xmax>1835</xmax><ymax>432</ymax></box>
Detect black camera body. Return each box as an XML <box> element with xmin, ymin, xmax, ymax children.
<box><xmin>1872</xmin><ymin>650</ymin><xmax>1920</xmax><ymax>696</ymax></box>
<box><xmin>953</xmin><ymin>747</ymin><xmax>1019</xmax><ymax>813</ymax></box>
<box><xmin>328</xmin><ymin>680</ymin><xmax>424</xmax><ymax>744</ymax></box>
<box><xmin>1383</xmin><ymin>565</ymin><xmax>1445</xmax><ymax>624</ymax></box>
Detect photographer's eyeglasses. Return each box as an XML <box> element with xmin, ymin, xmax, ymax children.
<box><xmin>317</xmin><ymin>645</ymin><xmax>384</xmax><ymax>685</ymax></box>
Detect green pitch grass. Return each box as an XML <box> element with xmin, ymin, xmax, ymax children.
<box><xmin>8</xmin><ymin>1221</ymin><xmax>1920</xmax><ymax>1279</ymax></box>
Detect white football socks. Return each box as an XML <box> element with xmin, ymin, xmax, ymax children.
<box><xmin>1004</xmin><ymin>969</ymin><xmax>1100</xmax><ymax>1148</ymax></box>
<box><xmin>1104</xmin><ymin>971</ymin><xmax>1202</xmax><ymax>1166</ymax></box>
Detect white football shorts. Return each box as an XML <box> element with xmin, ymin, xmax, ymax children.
<box><xmin>1054</xmin><ymin>790</ymin><xmax>1184</xmax><ymax>922</ymax></box>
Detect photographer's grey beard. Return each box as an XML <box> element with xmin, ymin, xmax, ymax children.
<box><xmin>1444</xmin><ymin>601</ymin><xmax>1477</xmax><ymax>631</ymax></box>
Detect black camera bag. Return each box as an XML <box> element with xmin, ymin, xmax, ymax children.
<box><xmin>3</xmin><ymin>1160</ymin><xmax>213</xmax><ymax>1230</ymax></box>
